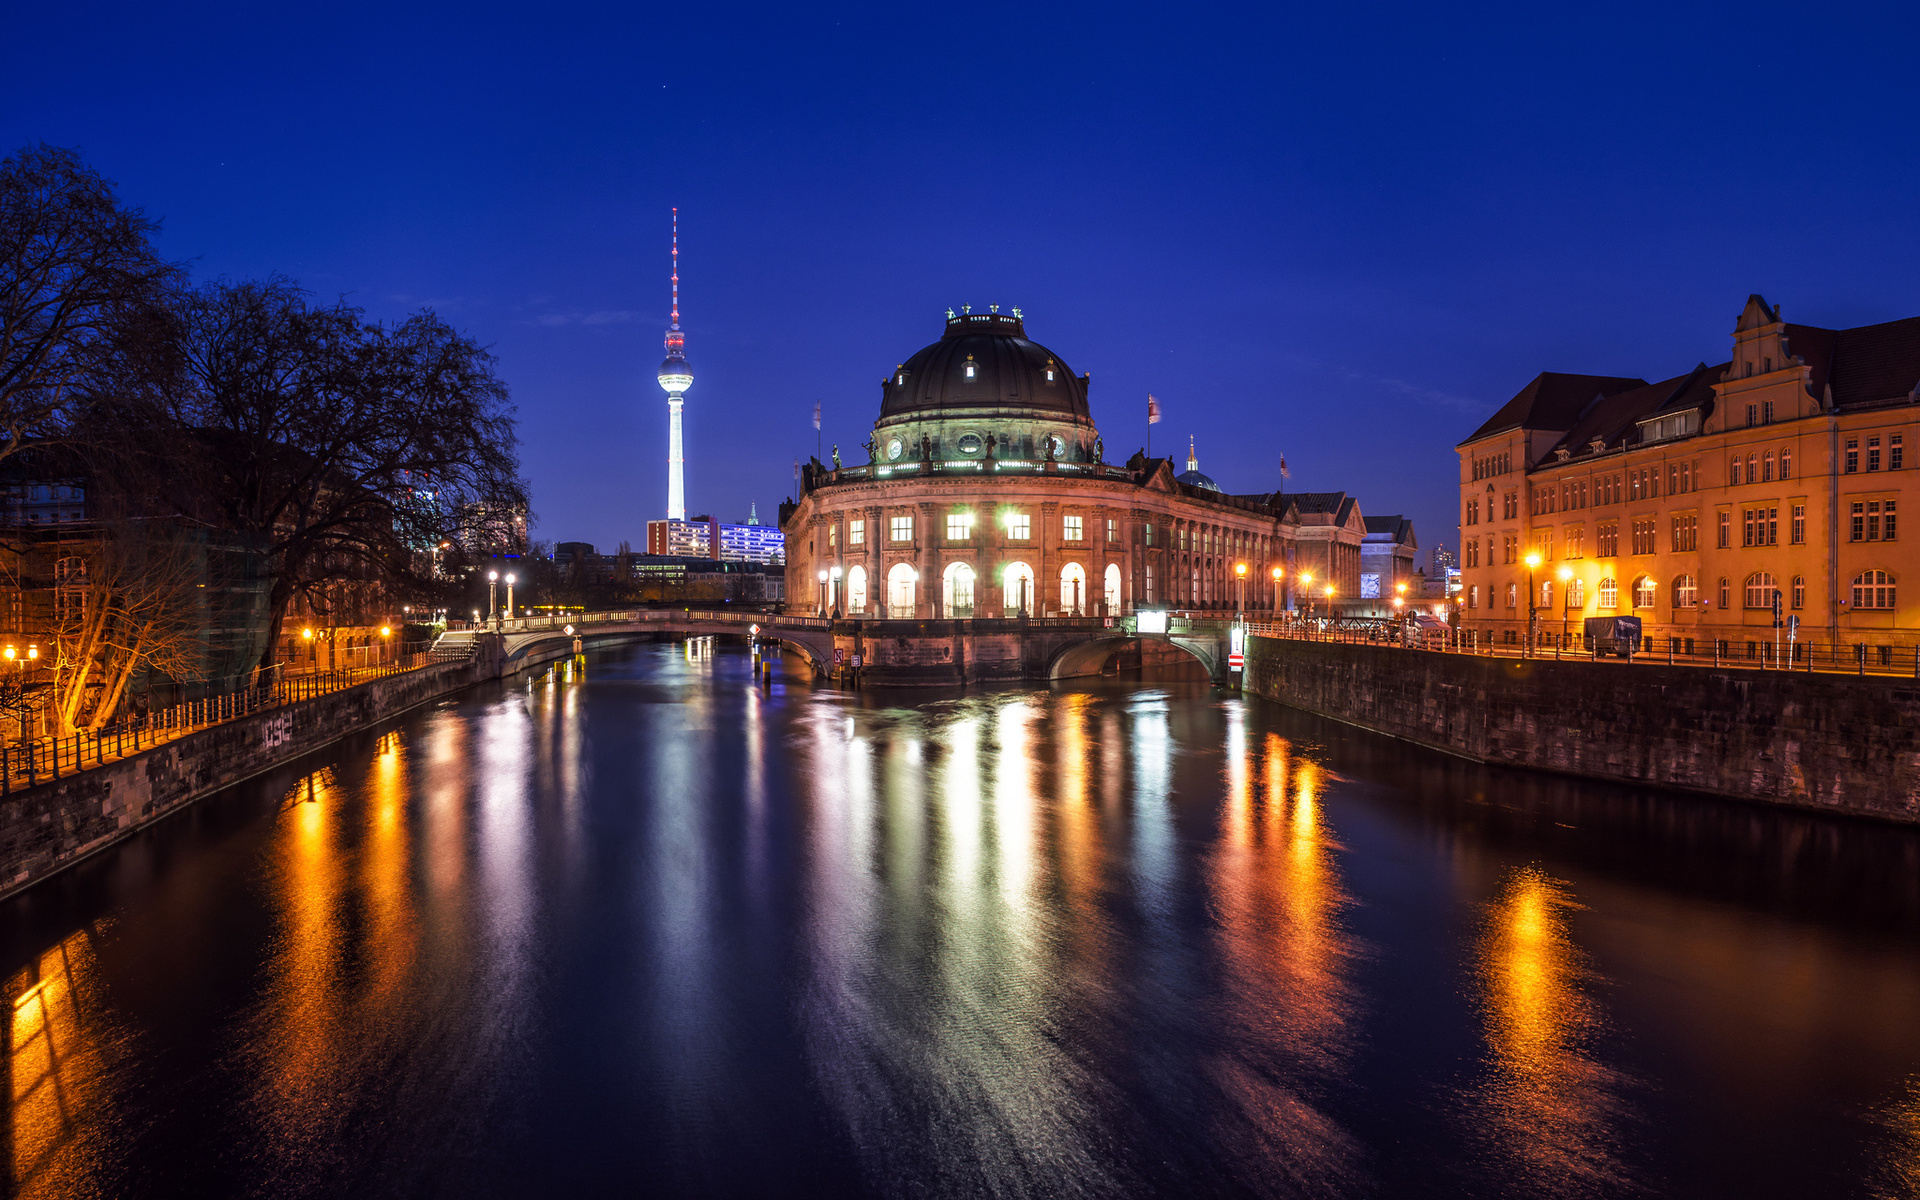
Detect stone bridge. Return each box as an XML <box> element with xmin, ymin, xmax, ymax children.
<box><xmin>436</xmin><ymin>610</ymin><xmax>1236</xmax><ymax>686</ymax></box>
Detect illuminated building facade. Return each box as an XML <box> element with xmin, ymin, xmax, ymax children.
<box><xmin>1456</xmin><ymin>294</ymin><xmax>1920</xmax><ymax>652</ymax></box>
<box><xmin>782</xmin><ymin>308</ymin><xmax>1410</xmax><ymax>619</ymax></box>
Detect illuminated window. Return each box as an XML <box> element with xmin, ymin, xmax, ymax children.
<box><xmin>1567</xmin><ymin>578</ymin><xmax>1584</xmax><ymax>607</ymax></box>
<box><xmin>1598</xmin><ymin>577</ymin><xmax>1618</xmax><ymax>609</ymax></box>
<box><xmin>849</xmin><ymin>520</ymin><xmax>865</xmax><ymax>545</ymax></box>
<box><xmin>1851</xmin><ymin>570</ymin><xmax>1896</xmax><ymax>610</ymax></box>
<box><xmin>1744</xmin><ymin>572</ymin><xmax>1778</xmax><ymax>610</ymax></box>
<box><xmin>1791</xmin><ymin>575</ymin><xmax>1805</xmax><ymax>609</ymax></box>
<box><xmin>1506</xmin><ymin>583</ymin><xmax>1517</xmax><ymax>609</ymax></box>
<box><xmin>1781</xmin><ymin>447</ymin><xmax>1792</xmax><ymax>479</ymax></box>
<box><xmin>1005</xmin><ymin>513</ymin><xmax>1031</xmax><ymax>540</ymax></box>
<box><xmin>1673</xmin><ymin>575</ymin><xmax>1697</xmax><ymax>608</ymax></box>
<box><xmin>964</xmin><ymin>356</ymin><xmax>977</xmax><ymax>380</ymax></box>
<box><xmin>890</xmin><ymin>516</ymin><xmax>913</xmax><ymax>543</ymax></box>
<box><xmin>1893</xmin><ymin>435</ymin><xmax>1905</xmax><ymax>470</ymax></box>
<box><xmin>1632</xmin><ymin>576</ymin><xmax>1657</xmax><ymax>608</ymax></box>
<box><xmin>1064</xmin><ymin>515</ymin><xmax>1083</xmax><ymax>541</ymax></box>
<box><xmin>1106</xmin><ymin>519</ymin><xmax>1118</xmax><ymax>543</ymax></box>
<box><xmin>1869</xmin><ymin>437</ymin><xmax>1882</xmax><ymax>471</ymax></box>
<box><xmin>946</xmin><ymin>513</ymin><xmax>973</xmax><ymax>542</ymax></box>
<box><xmin>1846</xmin><ymin>438</ymin><xmax>1859</xmax><ymax>473</ymax></box>
<box><xmin>1790</xmin><ymin>504</ymin><xmax>1804</xmax><ymax>544</ymax></box>
<box><xmin>1718</xmin><ymin>577</ymin><xmax>1730</xmax><ymax>609</ymax></box>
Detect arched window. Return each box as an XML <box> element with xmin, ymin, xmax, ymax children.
<box><xmin>1730</xmin><ymin>455</ymin><xmax>1742</xmax><ymax>485</ymax></box>
<box><xmin>941</xmin><ymin>562</ymin><xmax>974</xmax><ymax>618</ymax></box>
<box><xmin>1632</xmin><ymin>576</ymin><xmax>1657</xmax><ymax>608</ymax></box>
<box><xmin>1540</xmin><ymin>580</ymin><xmax>1553</xmax><ymax>610</ymax></box>
<box><xmin>1763</xmin><ymin>451</ymin><xmax>1774</xmax><ymax>482</ymax></box>
<box><xmin>1781</xmin><ymin>447</ymin><xmax>1793</xmax><ymax>479</ymax></box>
<box><xmin>1673</xmin><ymin>575</ymin><xmax>1697</xmax><ymax>608</ymax></box>
<box><xmin>845</xmin><ymin>565</ymin><xmax>868</xmax><ymax>614</ymax></box>
<box><xmin>1567</xmin><ymin>578</ymin><xmax>1585</xmax><ymax>608</ymax></box>
<box><xmin>1792</xmin><ymin>575</ymin><xmax>1805</xmax><ymax>609</ymax></box>
<box><xmin>1002</xmin><ymin>561</ymin><xmax>1035</xmax><ymax>615</ymax></box>
<box><xmin>887</xmin><ymin>562</ymin><xmax>918</xmax><ymax>618</ymax></box>
<box><xmin>1060</xmin><ymin>563</ymin><xmax>1088</xmax><ymax>615</ymax></box>
<box><xmin>1744</xmin><ymin>572</ymin><xmax>1779</xmax><ymax>609</ymax></box>
<box><xmin>1468</xmin><ymin>584</ymin><xmax>1479</xmax><ymax>609</ymax></box>
<box><xmin>1852</xmin><ymin>570</ymin><xmax>1896</xmax><ymax>610</ymax></box>
<box><xmin>1598</xmin><ymin>577</ymin><xmax>1618</xmax><ymax>609</ymax></box>
<box><xmin>1505</xmin><ymin>583</ymin><xmax>1517</xmax><ymax>609</ymax></box>
<box><xmin>1747</xmin><ymin>453</ymin><xmax>1758</xmax><ymax>483</ymax></box>
<box><xmin>1718</xmin><ymin>577</ymin><xmax>1730</xmax><ymax>609</ymax></box>
<box><xmin>1103</xmin><ymin>563</ymin><xmax>1122</xmax><ymax>614</ymax></box>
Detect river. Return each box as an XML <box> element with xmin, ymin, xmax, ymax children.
<box><xmin>6</xmin><ymin>641</ymin><xmax>1920</xmax><ymax>1198</ymax></box>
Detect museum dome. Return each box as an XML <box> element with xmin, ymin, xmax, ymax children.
<box><xmin>876</xmin><ymin>310</ymin><xmax>1092</xmax><ymax>427</ymax></box>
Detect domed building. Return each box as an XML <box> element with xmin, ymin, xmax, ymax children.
<box><xmin>781</xmin><ymin>309</ymin><xmax>1412</xmax><ymax>635</ymax></box>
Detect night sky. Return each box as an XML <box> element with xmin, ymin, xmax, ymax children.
<box><xmin>7</xmin><ymin>2</ymin><xmax>1918</xmax><ymax>559</ymax></box>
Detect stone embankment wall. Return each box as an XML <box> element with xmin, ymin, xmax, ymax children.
<box><xmin>0</xmin><ymin>643</ymin><xmax>521</xmax><ymax>900</ymax></box>
<box><xmin>1242</xmin><ymin>637</ymin><xmax>1920</xmax><ymax>821</ymax></box>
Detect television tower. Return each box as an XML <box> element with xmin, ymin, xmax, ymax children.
<box><xmin>657</xmin><ymin>208</ymin><xmax>693</xmax><ymax>521</ymax></box>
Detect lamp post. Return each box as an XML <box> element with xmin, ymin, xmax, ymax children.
<box><xmin>1524</xmin><ymin>552</ymin><xmax>1541</xmax><ymax>656</ymax></box>
<box><xmin>817</xmin><ymin>569</ymin><xmax>829</xmax><ymax>617</ymax></box>
<box><xmin>1270</xmin><ymin>566</ymin><xmax>1283</xmax><ymax>618</ymax></box>
<box><xmin>830</xmin><ymin>565</ymin><xmax>843</xmax><ymax>619</ymax></box>
<box><xmin>380</xmin><ymin>625</ymin><xmax>392</xmax><ymax>665</ymax></box>
<box><xmin>1557</xmin><ymin>565</ymin><xmax>1573</xmax><ymax>654</ymax></box>
<box><xmin>1234</xmin><ymin>561</ymin><xmax>1248</xmax><ymax>620</ymax></box>
<box><xmin>504</xmin><ymin>572</ymin><xmax>517</xmax><ymax>624</ymax></box>
<box><xmin>487</xmin><ymin>569</ymin><xmax>499</xmax><ymax>629</ymax></box>
<box><xmin>1300</xmin><ymin>572</ymin><xmax>1314</xmax><ymax>626</ymax></box>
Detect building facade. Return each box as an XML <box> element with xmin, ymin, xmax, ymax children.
<box><xmin>645</xmin><ymin>516</ymin><xmax>785</xmax><ymax>563</ymax></box>
<box><xmin>1456</xmin><ymin>294</ymin><xmax>1920</xmax><ymax>653</ymax></box>
<box><xmin>782</xmin><ymin>309</ymin><xmax>1406</xmax><ymax>620</ymax></box>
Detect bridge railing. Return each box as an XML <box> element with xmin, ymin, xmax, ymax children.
<box><xmin>491</xmin><ymin>609</ymin><xmax>832</xmax><ymax>635</ymax></box>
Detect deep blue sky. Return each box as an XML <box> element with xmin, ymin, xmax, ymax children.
<box><xmin>8</xmin><ymin>2</ymin><xmax>1919</xmax><ymax>559</ymax></box>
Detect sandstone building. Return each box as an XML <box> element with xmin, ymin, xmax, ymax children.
<box><xmin>1456</xmin><ymin>295</ymin><xmax>1920</xmax><ymax>655</ymax></box>
<box><xmin>782</xmin><ymin>308</ymin><xmax>1416</xmax><ymax>619</ymax></box>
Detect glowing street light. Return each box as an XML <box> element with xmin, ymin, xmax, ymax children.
<box><xmin>504</xmin><ymin>572</ymin><xmax>517</xmax><ymax>623</ymax></box>
<box><xmin>487</xmin><ymin>569</ymin><xmax>500</xmax><ymax>628</ymax></box>
<box><xmin>1557</xmin><ymin>565</ymin><xmax>1574</xmax><ymax>653</ymax></box>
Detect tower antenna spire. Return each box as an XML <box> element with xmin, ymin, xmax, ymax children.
<box><xmin>657</xmin><ymin>209</ymin><xmax>694</xmax><ymax>521</ymax></box>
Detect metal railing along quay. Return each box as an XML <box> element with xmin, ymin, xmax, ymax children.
<box><xmin>0</xmin><ymin>643</ymin><xmax>436</xmax><ymax>797</ymax></box>
<box><xmin>1222</xmin><ymin>613</ymin><xmax>1920</xmax><ymax>680</ymax></box>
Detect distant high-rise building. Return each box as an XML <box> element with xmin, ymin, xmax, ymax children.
<box><xmin>646</xmin><ymin>516</ymin><xmax>785</xmax><ymax>564</ymax></box>
<box><xmin>656</xmin><ymin>209</ymin><xmax>693</xmax><ymax>521</ymax></box>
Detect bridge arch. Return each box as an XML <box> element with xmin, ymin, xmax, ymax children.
<box><xmin>1045</xmin><ymin>632</ymin><xmax>1222</xmax><ymax>682</ymax></box>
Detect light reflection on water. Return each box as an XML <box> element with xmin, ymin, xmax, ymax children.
<box><xmin>7</xmin><ymin>643</ymin><xmax>1920</xmax><ymax>1198</ymax></box>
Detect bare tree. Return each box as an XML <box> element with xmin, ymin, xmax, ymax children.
<box><xmin>142</xmin><ymin>278</ymin><xmax>527</xmax><ymax>671</ymax></box>
<box><xmin>0</xmin><ymin>144</ymin><xmax>177</xmax><ymax>462</ymax></box>
<box><xmin>44</xmin><ymin>518</ymin><xmax>205</xmax><ymax>734</ymax></box>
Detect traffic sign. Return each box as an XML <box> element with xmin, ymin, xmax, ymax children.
<box><xmin>833</xmin><ymin>648</ymin><xmax>845</xmax><ymax>664</ymax></box>
<box><xmin>1228</xmin><ymin>652</ymin><xmax>1244</xmax><ymax>670</ymax></box>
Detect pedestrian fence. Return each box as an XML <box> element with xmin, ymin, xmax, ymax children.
<box><xmin>0</xmin><ymin>642</ymin><xmax>434</xmax><ymax>797</ymax></box>
<box><xmin>1226</xmin><ymin>615</ymin><xmax>1920</xmax><ymax>680</ymax></box>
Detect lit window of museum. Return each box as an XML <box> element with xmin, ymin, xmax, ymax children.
<box><xmin>1457</xmin><ymin>294</ymin><xmax>1920</xmax><ymax>649</ymax></box>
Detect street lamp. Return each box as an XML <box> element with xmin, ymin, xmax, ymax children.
<box><xmin>817</xmin><ymin>569</ymin><xmax>829</xmax><ymax>617</ymax></box>
<box><xmin>1234</xmin><ymin>561</ymin><xmax>1248</xmax><ymax>619</ymax></box>
<box><xmin>504</xmin><ymin>572</ymin><xmax>517</xmax><ymax>623</ymax></box>
<box><xmin>1524</xmin><ymin>552</ymin><xmax>1542</xmax><ymax>655</ymax></box>
<box><xmin>1557</xmin><ymin>565</ymin><xmax>1573</xmax><ymax>653</ymax></box>
<box><xmin>487</xmin><ymin>569</ymin><xmax>499</xmax><ymax>628</ymax></box>
<box><xmin>830</xmin><ymin>565</ymin><xmax>843</xmax><ymax>619</ymax></box>
<box><xmin>1270</xmin><ymin>565</ymin><xmax>1283</xmax><ymax>617</ymax></box>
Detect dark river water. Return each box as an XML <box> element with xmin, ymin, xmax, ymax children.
<box><xmin>7</xmin><ymin>641</ymin><xmax>1920</xmax><ymax>1199</ymax></box>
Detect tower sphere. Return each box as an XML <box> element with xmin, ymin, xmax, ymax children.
<box><xmin>659</xmin><ymin>350</ymin><xmax>693</xmax><ymax>396</ymax></box>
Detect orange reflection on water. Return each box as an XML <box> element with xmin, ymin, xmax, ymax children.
<box><xmin>7</xmin><ymin>927</ymin><xmax>112</xmax><ymax>1198</ymax></box>
<box><xmin>1204</xmin><ymin>721</ymin><xmax>1357</xmax><ymax>1189</ymax></box>
<box><xmin>1472</xmin><ymin>866</ymin><xmax>1625</xmax><ymax>1192</ymax></box>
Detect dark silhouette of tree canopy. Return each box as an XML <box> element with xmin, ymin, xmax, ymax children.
<box><xmin>137</xmin><ymin>278</ymin><xmax>528</xmax><ymax>670</ymax></box>
<box><xmin>0</xmin><ymin>144</ymin><xmax>177</xmax><ymax>462</ymax></box>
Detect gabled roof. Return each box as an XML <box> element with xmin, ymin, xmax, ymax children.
<box><xmin>1542</xmin><ymin>364</ymin><xmax>1720</xmax><ymax>461</ymax></box>
<box><xmin>1785</xmin><ymin>316</ymin><xmax>1920</xmax><ymax>408</ymax></box>
<box><xmin>1363</xmin><ymin>514</ymin><xmax>1416</xmax><ymax>549</ymax></box>
<box><xmin>1461</xmin><ymin>372</ymin><xmax>1647</xmax><ymax>446</ymax></box>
